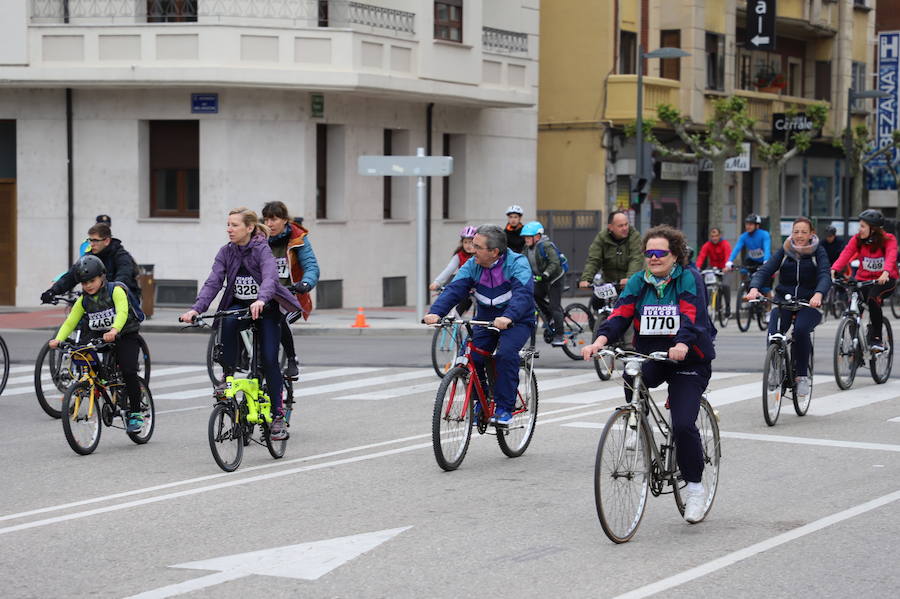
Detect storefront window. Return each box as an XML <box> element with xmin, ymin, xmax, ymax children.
<box><xmin>810</xmin><ymin>176</ymin><xmax>832</xmax><ymax>217</ymax></box>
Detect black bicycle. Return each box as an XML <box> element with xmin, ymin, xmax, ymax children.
<box><xmin>832</xmin><ymin>277</ymin><xmax>894</xmax><ymax>390</ymax></box>
<box><xmin>735</xmin><ymin>265</ymin><xmax>768</xmax><ymax>332</ymax></box>
<box><xmin>701</xmin><ymin>268</ymin><xmax>729</xmax><ymax>328</ymax></box>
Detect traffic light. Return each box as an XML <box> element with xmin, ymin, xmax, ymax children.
<box><xmin>631</xmin><ymin>143</ymin><xmax>654</xmax><ymax>205</ymax></box>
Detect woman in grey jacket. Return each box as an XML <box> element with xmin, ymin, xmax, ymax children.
<box><xmin>180</xmin><ymin>208</ymin><xmax>301</xmax><ymax>441</ymax></box>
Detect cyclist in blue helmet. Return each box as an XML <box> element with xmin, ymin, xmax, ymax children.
<box><xmin>522</xmin><ymin>221</ymin><xmax>566</xmax><ymax>346</ymax></box>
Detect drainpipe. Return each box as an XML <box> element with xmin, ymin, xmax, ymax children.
<box><xmin>66</xmin><ymin>88</ymin><xmax>74</xmax><ymax>265</ymax></box>
<box><xmin>426</xmin><ymin>102</ymin><xmax>434</xmax><ymax>288</ymax></box>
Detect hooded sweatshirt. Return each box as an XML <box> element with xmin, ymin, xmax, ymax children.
<box><xmin>831</xmin><ymin>232</ymin><xmax>899</xmax><ymax>281</ymax></box>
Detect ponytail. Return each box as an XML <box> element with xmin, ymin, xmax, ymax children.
<box><xmin>229</xmin><ymin>207</ymin><xmax>270</xmax><ymax>237</ymax></box>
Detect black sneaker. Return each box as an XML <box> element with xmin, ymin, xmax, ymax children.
<box><xmin>284</xmin><ymin>357</ymin><xmax>300</xmax><ymax>378</ymax></box>
<box><xmin>870</xmin><ymin>339</ymin><xmax>886</xmax><ymax>354</ymax></box>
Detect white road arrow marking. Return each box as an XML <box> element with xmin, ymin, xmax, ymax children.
<box><xmin>751</xmin><ymin>34</ymin><xmax>770</xmax><ymax>47</ymax></box>
<box><xmin>127</xmin><ymin>526</ymin><xmax>412</xmax><ymax>598</ymax></box>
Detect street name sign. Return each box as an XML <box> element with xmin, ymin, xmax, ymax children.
<box><xmin>745</xmin><ymin>0</ymin><xmax>776</xmax><ymax>51</ymax></box>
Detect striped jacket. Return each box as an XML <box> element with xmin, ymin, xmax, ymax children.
<box><xmin>597</xmin><ymin>264</ymin><xmax>716</xmax><ymax>363</ymax></box>
<box><xmin>430</xmin><ymin>250</ymin><xmax>535</xmax><ymax>324</ymax></box>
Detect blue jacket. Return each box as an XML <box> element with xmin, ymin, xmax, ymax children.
<box><xmin>750</xmin><ymin>238</ymin><xmax>831</xmax><ymax>302</ymax></box>
<box><xmin>729</xmin><ymin>229</ymin><xmax>771</xmax><ymax>264</ymax></box>
<box><xmin>430</xmin><ymin>250</ymin><xmax>535</xmax><ymax>324</ymax></box>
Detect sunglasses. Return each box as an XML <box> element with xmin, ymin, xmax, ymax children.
<box><xmin>88</xmin><ymin>238</ymin><xmax>108</xmax><ymax>243</ymax></box>
<box><xmin>644</xmin><ymin>249</ymin><xmax>671</xmax><ymax>259</ymax></box>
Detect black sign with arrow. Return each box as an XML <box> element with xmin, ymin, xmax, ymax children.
<box><xmin>745</xmin><ymin>0</ymin><xmax>776</xmax><ymax>51</ymax></box>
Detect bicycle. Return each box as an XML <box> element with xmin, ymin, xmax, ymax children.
<box><xmin>755</xmin><ymin>296</ymin><xmax>816</xmax><ymax>426</ymax></box>
<box><xmin>206</xmin><ymin>321</ymin><xmax>286</xmax><ymax>385</ymax></box>
<box><xmin>429</xmin><ymin>291</ymin><xmax>473</xmax><ymax>378</ymax></box>
<box><xmin>190</xmin><ymin>308</ymin><xmax>297</xmax><ymax>472</ymax></box>
<box><xmin>586</xmin><ymin>274</ymin><xmax>622</xmax><ymax>380</ymax></box>
<box><xmin>35</xmin><ymin>293</ymin><xmax>150</xmax><ymax>418</ymax></box>
<box><xmin>592</xmin><ymin>348</ymin><xmax>720</xmax><ymax>543</ymax></box>
<box><xmin>60</xmin><ymin>339</ymin><xmax>155</xmax><ymax>455</ymax></box>
<box><xmin>700</xmin><ymin>268</ymin><xmax>729</xmax><ymax>328</ymax></box>
<box><xmin>832</xmin><ymin>277</ymin><xmax>894</xmax><ymax>390</ymax></box>
<box><xmin>822</xmin><ymin>284</ymin><xmax>848</xmax><ymax>321</ymax></box>
<box><xmin>735</xmin><ymin>264</ymin><xmax>768</xmax><ymax>332</ymax></box>
<box><xmin>430</xmin><ymin>318</ymin><xmax>538</xmax><ymax>471</ymax></box>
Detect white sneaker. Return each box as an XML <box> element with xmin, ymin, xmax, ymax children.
<box><xmin>795</xmin><ymin>376</ymin><xmax>810</xmax><ymax>402</ymax></box>
<box><xmin>682</xmin><ymin>486</ymin><xmax>706</xmax><ymax>524</ymax></box>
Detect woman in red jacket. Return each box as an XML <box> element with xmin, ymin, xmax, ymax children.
<box><xmin>831</xmin><ymin>209</ymin><xmax>899</xmax><ymax>351</ymax></box>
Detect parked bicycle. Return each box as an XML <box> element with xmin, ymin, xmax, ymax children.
<box><xmin>755</xmin><ymin>296</ymin><xmax>815</xmax><ymax>426</ymax></box>
<box><xmin>592</xmin><ymin>348</ymin><xmax>720</xmax><ymax>543</ymax></box>
<box><xmin>35</xmin><ymin>293</ymin><xmax>150</xmax><ymax>418</ymax></box>
<box><xmin>700</xmin><ymin>268</ymin><xmax>729</xmax><ymax>328</ymax></box>
<box><xmin>430</xmin><ymin>318</ymin><xmax>538</xmax><ymax>471</ymax></box>
<box><xmin>60</xmin><ymin>339</ymin><xmax>155</xmax><ymax>455</ymax></box>
<box><xmin>735</xmin><ymin>265</ymin><xmax>768</xmax><ymax>332</ymax></box>
<box><xmin>189</xmin><ymin>308</ymin><xmax>297</xmax><ymax>472</ymax></box>
<box><xmin>832</xmin><ymin>277</ymin><xmax>894</xmax><ymax>390</ymax></box>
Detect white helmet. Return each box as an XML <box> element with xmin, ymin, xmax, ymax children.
<box><xmin>506</xmin><ymin>204</ymin><xmax>524</xmax><ymax>216</ymax></box>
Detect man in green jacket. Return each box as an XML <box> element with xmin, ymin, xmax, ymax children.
<box><xmin>578</xmin><ymin>210</ymin><xmax>643</xmax><ymax>289</ymax></box>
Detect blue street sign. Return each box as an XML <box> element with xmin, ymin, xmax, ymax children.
<box><xmin>191</xmin><ymin>93</ymin><xmax>219</xmax><ymax>114</ymax></box>
<box><xmin>871</xmin><ymin>32</ymin><xmax>899</xmax><ymax>191</ymax></box>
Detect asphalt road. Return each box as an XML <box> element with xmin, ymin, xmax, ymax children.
<box><xmin>1</xmin><ymin>324</ymin><xmax>899</xmax><ymax>598</ymax></box>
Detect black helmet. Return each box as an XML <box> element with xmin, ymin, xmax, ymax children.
<box><xmin>825</xmin><ymin>225</ymin><xmax>837</xmax><ymax>236</ymax></box>
<box><xmin>745</xmin><ymin>214</ymin><xmax>761</xmax><ymax>225</ymax></box>
<box><xmin>95</xmin><ymin>214</ymin><xmax>111</xmax><ymax>225</ymax></box>
<box><xmin>75</xmin><ymin>255</ymin><xmax>106</xmax><ymax>283</ymax></box>
<box><xmin>859</xmin><ymin>209</ymin><xmax>885</xmax><ymax>228</ymax></box>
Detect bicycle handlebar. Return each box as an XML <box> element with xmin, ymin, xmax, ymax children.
<box><xmin>43</xmin><ymin>294</ymin><xmax>78</xmax><ymax>307</ymax></box>
<box><xmin>58</xmin><ymin>339</ymin><xmax>114</xmax><ymax>351</ymax></box>
<box><xmin>422</xmin><ymin>317</ymin><xmax>513</xmax><ymax>331</ymax></box>
<box><xmin>595</xmin><ymin>347</ymin><xmax>674</xmax><ymax>364</ymax></box>
<box><xmin>180</xmin><ymin>308</ymin><xmax>252</xmax><ymax>326</ymax></box>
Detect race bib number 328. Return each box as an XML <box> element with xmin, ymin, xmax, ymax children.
<box><xmin>234</xmin><ymin>275</ymin><xmax>259</xmax><ymax>300</ymax></box>
<box><xmin>640</xmin><ymin>305</ymin><xmax>679</xmax><ymax>336</ymax></box>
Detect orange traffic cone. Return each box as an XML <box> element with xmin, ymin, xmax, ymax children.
<box><xmin>351</xmin><ymin>307</ymin><xmax>370</xmax><ymax>328</ymax></box>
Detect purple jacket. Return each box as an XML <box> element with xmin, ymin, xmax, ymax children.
<box><xmin>192</xmin><ymin>233</ymin><xmax>302</xmax><ymax>314</ymax></box>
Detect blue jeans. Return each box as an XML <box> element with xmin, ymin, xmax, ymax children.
<box><xmin>469</xmin><ymin>324</ymin><xmax>533</xmax><ymax>413</ymax></box>
<box><xmin>220</xmin><ymin>304</ymin><xmax>285</xmax><ymax>415</ymax></box>
<box><xmin>768</xmin><ymin>306</ymin><xmax>820</xmax><ymax>377</ymax></box>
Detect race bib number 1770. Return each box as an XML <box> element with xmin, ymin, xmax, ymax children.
<box><xmin>640</xmin><ymin>305</ymin><xmax>680</xmax><ymax>336</ymax></box>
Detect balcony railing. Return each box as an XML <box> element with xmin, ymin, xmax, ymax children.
<box><xmin>604</xmin><ymin>75</ymin><xmax>682</xmax><ymax>123</ymax></box>
<box><xmin>30</xmin><ymin>0</ymin><xmax>416</xmax><ymax>35</ymax></box>
<box><xmin>482</xmin><ymin>27</ymin><xmax>528</xmax><ymax>54</ymax></box>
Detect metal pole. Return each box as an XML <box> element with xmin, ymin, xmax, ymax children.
<box><xmin>843</xmin><ymin>87</ymin><xmax>852</xmax><ymax>238</ymax></box>
<box><xmin>416</xmin><ymin>147</ymin><xmax>427</xmax><ymax>318</ymax></box>
<box><xmin>635</xmin><ymin>45</ymin><xmax>644</xmax><ymax>230</ymax></box>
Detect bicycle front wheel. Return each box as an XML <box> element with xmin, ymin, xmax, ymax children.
<box><xmin>735</xmin><ymin>287</ymin><xmax>751</xmax><ymax>332</ymax></box>
<box><xmin>208</xmin><ymin>401</ymin><xmax>243</xmax><ymax>472</ymax></box>
<box><xmin>136</xmin><ymin>335</ymin><xmax>151</xmax><ymax>383</ymax></box>
<box><xmin>833</xmin><ymin>318</ymin><xmax>858</xmax><ymax>390</ymax></box>
<box><xmin>497</xmin><ymin>365</ymin><xmax>538</xmax><ymax>457</ymax></box>
<box><xmin>793</xmin><ymin>343</ymin><xmax>813</xmax><ymax>416</ymax></box>
<box><xmin>431</xmin><ymin>366</ymin><xmax>473</xmax><ymax>471</ymax></box>
<box><xmin>870</xmin><ymin>319</ymin><xmax>894</xmax><ymax>384</ymax></box>
<box><xmin>714</xmin><ymin>289</ymin><xmax>728</xmax><ymax>328</ymax></box>
<box><xmin>561</xmin><ymin>303</ymin><xmax>593</xmax><ymax>360</ymax></box>
<box><xmin>266</xmin><ymin>379</ymin><xmax>292</xmax><ymax>459</ymax></box>
<box><xmin>891</xmin><ymin>295</ymin><xmax>900</xmax><ymax>319</ymax></box>
<box><xmin>61</xmin><ymin>382</ymin><xmax>102</xmax><ymax>455</ymax></box>
<box><xmin>762</xmin><ymin>343</ymin><xmax>783</xmax><ymax>426</ymax></box>
<box><xmin>34</xmin><ymin>343</ymin><xmax>75</xmax><ymax>419</ymax></box>
<box><xmin>672</xmin><ymin>398</ymin><xmax>721</xmax><ymax>522</ymax></box>
<box><xmin>430</xmin><ymin>325</ymin><xmax>463</xmax><ymax>378</ymax></box>
<box><xmin>595</xmin><ymin>407</ymin><xmax>650</xmax><ymax>543</ymax></box>
<box><xmin>126</xmin><ymin>378</ymin><xmax>155</xmax><ymax>445</ymax></box>
<box><xmin>756</xmin><ymin>304</ymin><xmax>768</xmax><ymax>331</ymax></box>
<box><xmin>592</xmin><ymin>318</ymin><xmax>614</xmax><ymax>381</ymax></box>
<box><xmin>0</xmin><ymin>335</ymin><xmax>9</xmax><ymax>396</ymax></box>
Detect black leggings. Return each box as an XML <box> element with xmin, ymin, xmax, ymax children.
<box><xmin>280</xmin><ymin>315</ymin><xmax>296</xmax><ymax>360</ymax></box>
<box><xmin>113</xmin><ymin>331</ymin><xmax>143</xmax><ymax>413</ymax></box>
<box><xmin>863</xmin><ymin>280</ymin><xmax>897</xmax><ymax>341</ymax></box>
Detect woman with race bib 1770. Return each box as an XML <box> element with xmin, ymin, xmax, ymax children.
<box><xmin>830</xmin><ymin>209</ymin><xmax>898</xmax><ymax>353</ymax></box>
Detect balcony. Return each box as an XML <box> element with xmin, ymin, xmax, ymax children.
<box><xmin>707</xmin><ymin>90</ymin><xmax>835</xmax><ymax>137</ymax></box>
<box><xmin>604</xmin><ymin>75</ymin><xmax>682</xmax><ymax>124</ymax></box>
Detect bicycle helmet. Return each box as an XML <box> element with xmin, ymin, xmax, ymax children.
<box><xmin>505</xmin><ymin>204</ymin><xmax>524</xmax><ymax>216</ymax></box>
<box><xmin>825</xmin><ymin>225</ymin><xmax>837</xmax><ymax>236</ymax></box>
<box><xmin>459</xmin><ymin>225</ymin><xmax>478</xmax><ymax>238</ymax></box>
<box><xmin>75</xmin><ymin>254</ymin><xmax>106</xmax><ymax>283</ymax></box>
<box><xmin>744</xmin><ymin>213</ymin><xmax>762</xmax><ymax>225</ymax></box>
<box><xmin>521</xmin><ymin>221</ymin><xmax>544</xmax><ymax>236</ymax></box>
<box><xmin>859</xmin><ymin>209</ymin><xmax>885</xmax><ymax>228</ymax></box>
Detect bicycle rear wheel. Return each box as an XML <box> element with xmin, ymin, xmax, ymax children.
<box><xmin>561</xmin><ymin>303</ymin><xmax>593</xmax><ymax>360</ymax></box>
<box><xmin>594</xmin><ymin>407</ymin><xmax>650</xmax><ymax>543</ymax></box>
<box><xmin>266</xmin><ymin>379</ymin><xmax>293</xmax><ymax>459</ymax></box>
<box><xmin>714</xmin><ymin>289</ymin><xmax>728</xmax><ymax>328</ymax></box>
<box><xmin>762</xmin><ymin>343</ymin><xmax>783</xmax><ymax>426</ymax></box>
<box><xmin>592</xmin><ymin>318</ymin><xmax>615</xmax><ymax>380</ymax></box>
<box><xmin>431</xmin><ymin>366</ymin><xmax>473</xmax><ymax>471</ymax></box>
<box><xmin>497</xmin><ymin>365</ymin><xmax>538</xmax><ymax>457</ymax></box>
<box><xmin>735</xmin><ymin>287</ymin><xmax>751</xmax><ymax>332</ymax></box>
<box><xmin>793</xmin><ymin>344</ymin><xmax>813</xmax><ymax>416</ymax></box>
<box><xmin>208</xmin><ymin>401</ymin><xmax>243</xmax><ymax>472</ymax></box>
<box><xmin>672</xmin><ymin>398</ymin><xmax>721</xmax><ymax>522</ymax></box>
<box><xmin>756</xmin><ymin>304</ymin><xmax>768</xmax><ymax>330</ymax></box>
<box><xmin>833</xmin><ymin>318</ymin><xmax>858</xmax><ymax>390</ymax></box>
<box><xmin>61</xmin><ymin>382</ymin><xmax>102</xmax><ymax>455</ymax></box>
<box><xmin>136</xmin><ymin>335</ymin><xmax>151</xmax><ymax>383</ymax></box>
<box><xmin>126</xmin><ymin>378</ymin><xmax>155</xmax><ymax>445</ymax></box>
<box><xmin>891</xmin><ymin>295</ymin><xmax>900</xmax><ymax>319</ymax></box>
<box><xmin>430</xmin><ymin>324</ymin><xmax>463</xmax><ymax>378</ymax></box>
<box><xmin>870</xmin><ymin>319</ymin><xmax>894</xmax><ymax>384</ymax></box>
<box><xmin>0</xmin><ymin>335</ymin><xmax>8</xmax><ymax>396</ymax></box>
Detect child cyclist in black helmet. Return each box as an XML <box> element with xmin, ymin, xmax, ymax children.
<box><xmin>48</xmin><ymin>255</ymin><xmax>147</xmax><ymax>432</ymax></box>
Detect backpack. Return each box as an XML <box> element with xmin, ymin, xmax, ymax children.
<box><xmin>538</xmin><ymin>240</ymin><xmax>569</xmax><ymax>273</ymax></box>
<box><xmin>107</xmin><ymin>282</ymin><xmax>146</xmax><ymax>324</ymax></box>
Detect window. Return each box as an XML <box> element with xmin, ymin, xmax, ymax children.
<box><xmin>383</xmin><ymin>129</ymin><xmax>392</xmax><ymax>219</ymax></box>
<box><xmin>787</xmin><ymin>58</ymin><xmax>802</xmax><ymax>97</ymax></box>
<box><xmin>810</xmin><ymin>176</ymin><xmax>833</xmax><ymax>217</ymax></box>
<box><xmin>316</xmin><ymin>124</ymin><xmax>327</xmax><ymax>219</ymax></box>
<box><xmin>705</xmin><ymin>33</ymin><xmax>725</xmax><ymax>91</ymax></box>
<box><xmin>619</xmin><ymin>31</ymin><xmax>637</xmax><ymax>74</ymax></box>
<box><xmin>318</xmin><ymin>0</ymin><xmax>329</xmax><ymax>26</ymax></box>
<box><xmin>659</xmin><ymin>30</ymin><xmax>681</xmax><ymax>80</ymax></box>
<box><xmin>149</xmin><ymin>121</ymin><xmax>198</xmax><ymax>218</ymax></box>
<box><xmin>738</xmin><ymin>52</ymin><xmax>753</xmax><ymax>90</ymax></box>
<box><xmin>443</xmin><ymin>133</ymin><xmax>465</xmax><ymax>219</ymax></box>
<box><xmin>434</xmin><ymin>0</ymin><xmax>462</xmax><ymax>42</ymax></box>
<box><xmin>147</xmin><ymin>0</ymin><xmax>197</xmax><ymax>23</ymax></box>
<box><xmin>814</xmin><ymin>61</ymin><xmax>832</xmax><ymax>101</ymax></box>
<box><xmin>851</xmin><ymin>61</ymin><xmax>866</xmax><ymax>110</ymax></box>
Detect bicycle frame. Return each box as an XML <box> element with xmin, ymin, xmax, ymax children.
<box><xmin>66</xmin><ymin>342</ymin><xmax>126</xmax><ymax>423</ymax></box>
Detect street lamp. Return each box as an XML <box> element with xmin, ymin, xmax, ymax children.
<box><xmin>634</xmin><ymin>46</ymin><xmax>691</xmax><ymax>230</ymax></box>
<box><xmin>842</xmin><ymin>88</ymin><xmax>891</xmax><ymax>237</ymax></box>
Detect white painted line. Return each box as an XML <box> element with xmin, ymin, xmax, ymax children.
<box><xmin>306</xmin><ymin>369</ymin><xmax>434</xmax><ymax>398</ymax></box>
<box><xmin>612</xmin><ymin>488</ymin><xmax>900</xmax><ymax>599</ymax></box>
<box><xmin>298</xmin><ymin>367</ymin><xmax>380</xmax><ymax>382</ymax></box>
<box><xmin>720</xmin><ymin>431</ymin><xmax>900</xmax><ymax>452</ymax></box>
<box><xmin>155</xmin><ymin>388</ymin><xmax>213</xmax><ymax>401</ymax></box>
<box><xmin>156</xmin><ymin>406</ymin><xmax>207</xmax><ymax>415</ymax></box>
<box><xmin>148</xmin><ymin>366</ymin><xmax>206</xmax><ymax>378</ymax></box>
<box><xmin>336</xmin><ymin>381</ymin><xmax>439</xmax><ymax>400</ymax></box>
<box><xmin>889</xmin><ymin>416</ymin><xmax>900</xmax><ymax>423</ymax></box>
<box><xmin>562</xmin><ymin>422</ymin><xmax>604</xmax><ymax>429</ymax></box>
<box><xmin>808</xmin><ymin>380</ymin><xmax>900</xmax><ymax>416</ymax></box>
<box><xmin>706</xmin><ymin>381</ymin><xmax>763</xmax><ymax>407</ymax></box>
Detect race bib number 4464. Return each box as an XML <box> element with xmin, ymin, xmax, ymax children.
<box><xmin>88</xmin><ymin>307</ymin><xmax>116</xmax><ymax>331</ymax></box>
<box><xmin>234</xmin><ymin>275</ymin><xmax>259</xmax><ymax>300</ymax></box>
<box><xmin>640</xmin><ymin>305</ymin><xmax>680</xmax><ymax>336</ymax></box>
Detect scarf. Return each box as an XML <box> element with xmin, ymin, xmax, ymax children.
<box><xmin>643</xmin><ymin>264</ymin><xmax>681</xmax><ymax>298</ymax></box>
<box><xmin>783</xmin><ymin>234</ymin><xmax>819</xmax><ymax>261</ymax></box>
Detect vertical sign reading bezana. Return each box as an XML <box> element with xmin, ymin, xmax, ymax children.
<box><xmin>872</xmin><ymin>32</ymin><xmax>900</xmax><ymax>191</ymax></box>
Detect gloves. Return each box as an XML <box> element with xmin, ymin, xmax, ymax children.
<box><xmin>290</xmin><ymin>281</ymin><xmax>312</xmax><ymax>294</ymax></box>
<box><xmin>40</xmin><ymin>289</ymin><xmax>55</xmax><ymax>304</ymax></box>
<box><xmin>533</xmin><ymin>275</ymin><xmax>542</xmax><ymax>283</ymax></box>
<box><xmin>725</xmin><ymin>261</ymin><xmax>734</xmax><ymax>269</ymax></box>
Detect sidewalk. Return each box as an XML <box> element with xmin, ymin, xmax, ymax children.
<box><xmin>0</xmin><ymin>304</ymin><xmax>427</xmax><ymax>336</ymax></box>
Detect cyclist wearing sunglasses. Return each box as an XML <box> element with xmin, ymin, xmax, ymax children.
<box><xmin>582</xmin><ymin>225</ymin><xmax>716</xmax><ymax>524</ymax></box>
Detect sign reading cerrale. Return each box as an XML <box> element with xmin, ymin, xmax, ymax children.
<box><xmin>772</xmin><ymin>113</ymin><xmax>815</xmax><ymax>135</ymax></box>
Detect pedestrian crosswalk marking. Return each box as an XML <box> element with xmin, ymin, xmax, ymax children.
<box><xmin>808</xmin><ymin>380</ymin><xmax>900</xmax><ymax>416</ymax></box>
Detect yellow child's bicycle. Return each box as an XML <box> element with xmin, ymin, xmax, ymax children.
<box><xmin>60</xmin><ymin>339</ymin><xmax>155</xmax><ymax>455</ymax></box>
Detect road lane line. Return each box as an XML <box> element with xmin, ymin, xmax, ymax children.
<box><xmin>720</xmin><ymin>431</ymin><xmax>900</xmax><ymax>452</ymax></box>
<box><xmin>808</xmin><ymin>380</ymin><xmax>900</xmax><ymax>416</ymax></box>
<box><xmin>612</xmin><ymin>488</ymin><xmax>900</xmax><ymax>599</ymax></box>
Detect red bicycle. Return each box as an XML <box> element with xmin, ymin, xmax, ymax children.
<box><xmin>429</xmin><ymin>318</ymin><xmax>539</xmax><ymax>471</ymax></box>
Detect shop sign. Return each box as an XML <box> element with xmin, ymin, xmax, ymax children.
<box><xmin>772</xmin><ymin>113</ymin><xmax>815</xmax><ymax>139</ymax></box>
<box><xmin>660</xmin><ymin>162</ymin><xmax>697</xmax><ymax>181</ymax></box>
<box><xmin>870</xmin><ymin>31</ymin><xmax>900</xmax><ymax>191</ymax></box>
<box><xmin>699</xmin><ymin>143</ymin><xmax>751</xmax><ymax>172</ymax></box>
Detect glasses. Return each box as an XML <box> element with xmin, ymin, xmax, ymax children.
<box><xmin>88</xmin><ymin>238</ymin><xmax>108</xmax><ymax>243</ymax></box>
<box><xmin>644</xmin><ymin>249</ymin><xmax>671</xmax><ymax>259</ymax></box>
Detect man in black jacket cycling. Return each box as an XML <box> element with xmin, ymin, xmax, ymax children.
<box><xmin>42</xmin><ymin>222</ymin><xmax>142</xmax><ymax>304</ymax></box>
